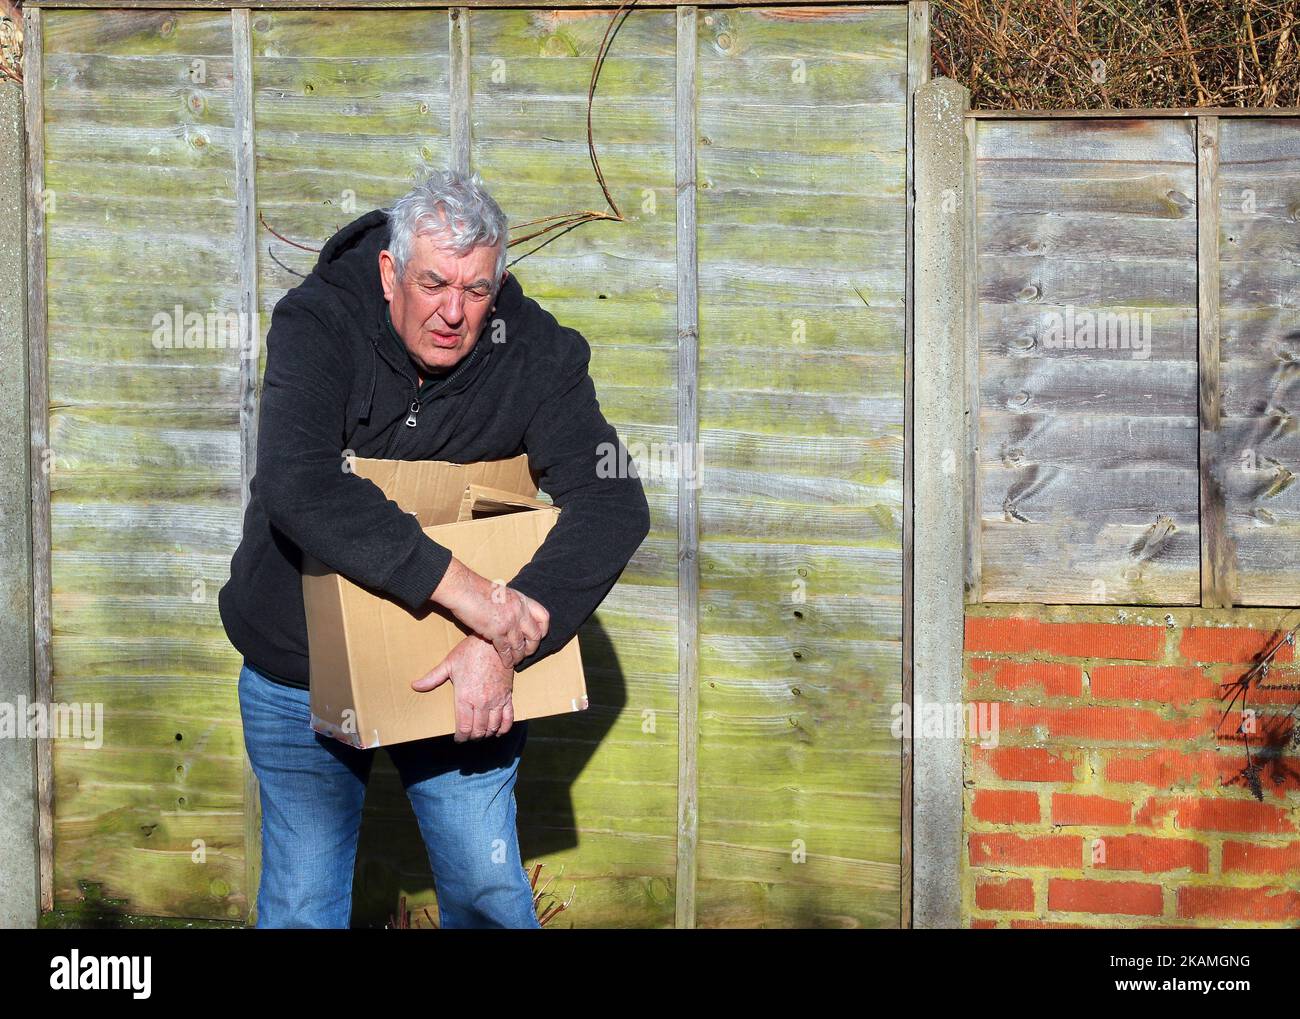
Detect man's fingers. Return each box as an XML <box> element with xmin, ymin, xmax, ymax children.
<box><xmin>412</xmin><ymin>658</ymin><xmax>452</xmax><ymax>692</ymax></box>
<box><xmin>500</xmin><ymin>700</ymin><xmax>515</xmax><ymax>736</ymax></box>
<box><xmin>493</xmin><ymin>644</ymin><xmax>518</xmax><ymax>670</ymax></box>
<box><xmin>526</xmin><ymin>602</ymin><xmax>549</xmax><ymax>634</ymax></box>
<box><xmin>470</xmin><ymin>704</ymin><xmax>489</xmax><ymax>741</ymax></box>
<box><xmin>491</xmin><ymin>635</ymin><xmax>518</xmax><ymax>669</ymax></box>
<box><xmin>454</xmin><ymin>696</ymin><xmax>473</xmax><ymax>743</ymax></box>
<box><xmin>486</xmin><ymin>705</ymin><xmax>503</xmax><ymax>738</ymax></box>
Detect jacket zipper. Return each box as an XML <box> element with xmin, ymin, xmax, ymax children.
<box><xmin>402</xmin><ymin>342</ymin><xmax>483</xmax><ymax>430</ymax></box>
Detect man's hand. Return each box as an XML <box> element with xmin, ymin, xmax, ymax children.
<box><xmin>412</xmin><ymin>634</ymin><xmax>516</xmax><ymax>741</ymax></box>
<box><xmin>430</xmin><ymin>558</ymin><xmax>550</xmax><ymax>669</ymax></box>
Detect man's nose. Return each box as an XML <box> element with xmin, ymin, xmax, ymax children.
<box><xmin>441</xmin><ymin>290</ymin><xmax>465</xmax><ymax>323</ymax></box>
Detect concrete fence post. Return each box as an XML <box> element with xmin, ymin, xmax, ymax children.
<box><xmin>912</xmin><ymin>76</ymin><xmax>972</xmax><ymax>930</ymax></box>
<box><xmin>0</xmin><ymin>79</ymin><xmax>40</xmax><ymax>929</ymax></box>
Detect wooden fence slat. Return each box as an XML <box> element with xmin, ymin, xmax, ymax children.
<box><xmin>23</xmin><ymin>3</ymin><xmax>53</xmax><ymax>916</ymax></box>
<box><xmin>449</xmin><ymin>8</ymin><xmax>470</xmax><ymax>175</ymax></box>
<box><xmin>231</xmin><ymin>6</ymin><xmax>261</xmax><ymax>924</ymax></box>
<box><xmin>963</xmin><ymin>114</ymin><xmax>980</xmax><ymax>602</ymax></box>
<box><xmin>673</xmin><ymin>2</ymin><xmax>698</xmax><ymax>932</ymax></box>
<box><xmin>901</xmin><ymin>0</ymin><xmax>929</xmax><ymax>933</ymax></box>
<box><xmin>1215</xmin><ymin>117</ymin><xmax>1300</xmax><ymax>606</ymax></box>
<box><xmin>1197</xmin><ymin>115</ymin><xmax>1236</xmax><ymax>607</ymax></box>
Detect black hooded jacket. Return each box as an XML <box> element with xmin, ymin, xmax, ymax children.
<box><xmin>218</xmin><ymin>210</ymin><xmax>651</xmax><ymax>689</ymax></box>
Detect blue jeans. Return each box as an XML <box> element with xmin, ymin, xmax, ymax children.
<box><xmin>237</xmin><ymin>662</ymin><xmax>540</xmax><ymax>929</ymax></box>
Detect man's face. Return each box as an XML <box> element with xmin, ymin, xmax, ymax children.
<box><xmin>379</xmin><ymin>229</ymin><xmax>504</xmax><ymax>377</ymax></box>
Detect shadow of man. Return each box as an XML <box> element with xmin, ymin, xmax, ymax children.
<box><xmin>348</xmin><ymin>614</ymin><xmax>626</xmax><ymax>927</ymax></box>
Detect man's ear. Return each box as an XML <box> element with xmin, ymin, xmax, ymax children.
<box><xmin>378</xmin><ymin>249</ymin><xmax>396</xmax><ymax>302</ymax></box>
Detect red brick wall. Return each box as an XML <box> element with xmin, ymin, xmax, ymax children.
<box><xmin>963</xmin><ymin>609</ymin><xmax>1300</xmax><ymax>928</ymax></box>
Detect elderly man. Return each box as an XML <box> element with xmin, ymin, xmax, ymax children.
<box><xmin>219</xmin><ymin>169</ymin><xmax>650</xmax><ymax>929</ymax></box>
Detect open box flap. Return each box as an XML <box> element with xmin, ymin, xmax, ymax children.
<box><xmin>457</xmin><ymin>483</ymin><xmax>556</xmax><ymax>522</ymax></box>
<box><xmin>350</xmin><ymin>454</ymin><xmax>536</xmax><ymax>526</ymax></box>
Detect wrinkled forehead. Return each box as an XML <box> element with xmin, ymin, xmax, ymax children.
<box><xmin>406</xmin><ymin>228</ymin><xmax>501</xmax><ymax>280</ymax></box>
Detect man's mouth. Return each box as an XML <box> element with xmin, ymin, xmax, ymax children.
<box><xmin>430</xmin><ymin>330</ymin><xmax>460</xmax><ymax>348</ymax></box>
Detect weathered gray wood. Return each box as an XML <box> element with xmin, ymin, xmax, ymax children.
<box><xmin>974</xmin><ymin>117</ymin><xmax>1201</xmax><ymax>604</ymax></box>
<box><xmin>693</xmin><ymin>3</ymin><xmax>905</xmax><ymax>929</ymax></box>
<box><xmin>674</xmin><ymin>2</ymin><xmax>698</xmax><ymax>932</ymax></box>
<box><xmin>963</xmin><ymin>115</ymin><xmax>979</xmax><ymax>602</ymax></box>
<box><xmin>1197</xmin><ymin>116</ymin><xmax>1235</xmax><ymax>607</ymax></box>
<box><xmin>23</xmin><ymin>4</ymin><xmax>53</xmax><ymax>916</ymax></box>
<box><xmin>449</xmin><ymin>8</ymin><xmax>470</xmax><ymax>175</ymax></box>
<box><xmin>1216</xmin><ymin>117</ymin><xmax>1300</xmax><ymax>605</ymax></box>
<box><xmin>31</xmin><ymin>0</ymin><xmax>917</xmax><ymax>929</ymax></box>
<box><xmin>901</xmin><ymin>0</ymin><xmax>928</xmax><ymax>932</ymax></box>
<box><xmin>231</xmin><ymin>6</ymin><xmax>261</xmax><ymax>927</ymax></box>
<box><xmin>41</xmin><ymin>7</ymin><xmax>248</xmax><ymax>921</ymax></box>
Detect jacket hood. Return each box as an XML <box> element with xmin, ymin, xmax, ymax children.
<box><xmin>312</xmin><ymin>209</ymin><xmax>524</xmax><ymax>323</ymax></box>
<box><xmin>309</xmin><ymin>209</ymin><xmax>525</xmax><ymax>405</ymax></box>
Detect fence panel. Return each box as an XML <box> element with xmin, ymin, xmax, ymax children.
<box><xmin>41</xmin><ymin>8</ymin><xmax>248</xmax><ymax>919</ymax></box>
<box><xmin>694</xmin><ymin>5</ymin><xmax>907</xmax><ymax>927</ymax></box>
<box><xmin>1217</xmin><ymin>118</ymin><xmax>1300</xmax><ymax>606</ymax></box>
<box><xmin>974</xmin><ymin>117</ymin><xmax>1201</xmax><ymax>604</ymax></box>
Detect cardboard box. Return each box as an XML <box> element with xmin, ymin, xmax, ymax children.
<box><xmin>302</xmin><ymin>454</ymin><xmax>588</xmax><ymax>748</ymax></box>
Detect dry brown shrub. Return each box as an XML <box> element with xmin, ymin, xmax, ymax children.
<box><xmin>932</xmin><ymin>0</ymin><xmax>1300</xmax><ymax>109</ymax></box>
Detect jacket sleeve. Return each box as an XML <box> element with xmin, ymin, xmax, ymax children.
<box><xmin>507</xmin><ymin>327</ymin><xmax>652</xmax><ymax>671</ymax></box>
<box><xmin>254</xmin><ymin>294</ymin><xmax>452</xmax><ymax>609</ymax></box>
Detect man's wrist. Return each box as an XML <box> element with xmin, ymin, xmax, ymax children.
<box><xmin>430</xmin><ymin>557</ymin><xmax>488</xmax><ymax>615</ymax></box>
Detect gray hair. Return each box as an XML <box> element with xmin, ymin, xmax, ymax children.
<box><xmin>386</xmin><ymin>168</ymin><xmax>509</xmax><ymax>285</ymax></box>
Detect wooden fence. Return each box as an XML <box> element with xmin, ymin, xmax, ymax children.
<box><xmin>24</xmin><ymin>1</ymin><xmax>921</xmax><ymax>927</ymax></box>
<box><xmin>963</xmin><ymin>110</ymin><xmax>1300</xmax><ymax>610</ymax></box>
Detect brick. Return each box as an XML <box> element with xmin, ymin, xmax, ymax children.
<box><xmin>1090</xmin><ymin>665</ymin><xmax>1211</xmax><ymax>705</ymax></box>
<box><xmin>1222</xmin><ymin>841</ymin><xmax>1300</xmax><ymax>875</ymax></box>
<box><xmin>972</xmin><ymin>789</ymin><xmax>1040</xmax><ymax>824</ymax></box>
<box><xmin>965</xmin><ymin>617</ymin><xmax>1165</xmax><ymax>661</ymax></box>
<box><xmin>1104</xmin><ymin>748</ymin><xmax>1237</xmax><ymax>790</ymax></box>
<box><xmin>975</xmin><ymin>877</ymin><xmax>1035</xmax><ymax>911</ymax></box>
<box><xmin>1179</xmin><ymin>626</ymin><xmax>1295</xmax><ymax>665</ymax></box>
<box><xmin>1106</xmin><ymin>748</ymin><xmax>1300</xmax><ymax>798</ymax></box>
<box><xmin>1217</xmin><ymin>710</ymin><xmax>1294</xmax><ymax>749</ymax></box>
<box><xmin>1177</xmin><ymin>885</ymin><xmax>1300</xmax><ymax>922</ymax></box>
<box><xmin>1088</xmin><ymin>834</ymin><xmax>1209</xmax><ymax>874</ymax></box>
<box><xmin>1048</xmin><ymin>878</ymin><xmax>1163</xmax><ymax>917</ymax></box>
<box><xmin>1134</xmin><ymin>795</ymin><xmax>1296</xmax><ymax>834</ymax></box>
<box><xmin>1052</xmin><ymin>793</ymin><xmax>1132</xmax><ymax>826</ymax></box>
<box><xmin>999</xmin><ymin>703</ymin><xmax>1214</xmax><ymax>744</ymax></box>
<box><xmin>969</xmin><ymin>919</ymin><xmax>999</xmax><ymax>928</ymax></box>
<box><xmin>1010</xmin><ymin>919</ymin><xmax>1093</xmax><ymax>929</ymax></box>
<box><xmin>969</xmin><ymin>833</ymin><xmax>1081</xmax><ymax>868</ymax></box>
<box><xmin>983</xmin><ymin>661</ymin><xmax>1083</xmax><ymax>698</ymax></box>
<box><xmin>974</xmin><ymin>746</ymin><xmax>1080</xmax><ymax>783</ymax></box>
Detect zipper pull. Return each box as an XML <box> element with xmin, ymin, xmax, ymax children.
<box><xmin>405</xmin><ymin>399</ymin><xmax>420</xmax><ymax>428</ymax></box>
